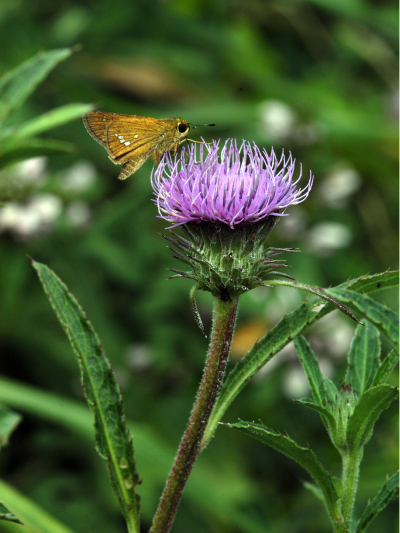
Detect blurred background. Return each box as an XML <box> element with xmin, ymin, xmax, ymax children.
<box><xmin>0</xmin><ymin>0</ymin><xmax>398</xmax><ymax>532</ymax></box>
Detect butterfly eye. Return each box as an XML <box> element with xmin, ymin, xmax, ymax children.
<box><xmin>178</xmin><ymin>123</ymin><xmax>188</xmax><ymax>133</ymax></box>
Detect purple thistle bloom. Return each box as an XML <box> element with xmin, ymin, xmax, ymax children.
<box><xmin>151</xmin><ymin>139</ymin><xmax>313</xmax><ymax>228</ymax></box>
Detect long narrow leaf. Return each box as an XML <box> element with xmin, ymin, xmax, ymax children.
<box><xmin>344</xmin><ymin>322</ymin><xmax>380</xmax><ymax>395</ymax></box>
<box><xmin>227</xmin><ymin>421</ymin><xmax>339</xmax><ymax>517</ymax></box>
<box><xmin>0</xmin><ymin>377</ymin><xmax>264</xmax><ymax>532</ymax></box>
<box><xmin>0</xmin><ymin>477</ymin><xmax>75</xmax><ymax>533</ymax></box>
<box><xmin>5</xmin><ymin>103</ymin><xmax>94</xmax><ymax>141</ymax></box>
<box><xmin>206</xmin><ymin>277</ymin><xmax>397</xmax><ymax>444</ymax></box>
<box><xmin>326</xmin><ymin>289</ymin><xmax>399</xmax><ymax>347</ymax></box>
<box><xmin>346</xmin><ymin>384</ymin><xmax>399</xmax><ymax>450</ymax></box>
<box><xmin>356</xmin><ymin>471</ymin><xmax>399</xmax><ymax>533</ymax></box>
<box><xmin>0</xmin><ymin>48</ymin><xmax>73</xmax><ymax>127</ymax></box>
<box><xmin>202</xmin><ymin>273</ymin><xmax>398</xmax><ymax>446</ymax></box>
<box><xmin>32</xmin><ymin>260</ymin><xmax>140</xmax><ymax>533</ymax></box>
<box><xmin>372</xmin><ymin>348</ymin><xmax>399</xmax><ymax>387</ymax></box>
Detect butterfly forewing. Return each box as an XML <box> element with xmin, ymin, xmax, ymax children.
<box><xmin>84</xmin><ymin>111</ymin><xmax>166</xmax><ymax>162</ymax></box>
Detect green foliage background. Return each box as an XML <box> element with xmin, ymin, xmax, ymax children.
<box><xmin>0</xmin><ymin>1</ymin><xmax>398</xmax><ymax>532</ymax></box>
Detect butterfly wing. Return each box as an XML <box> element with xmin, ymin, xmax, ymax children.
<box><xmin>83</xmin><ymin>111</ymin><xmax>176</xmax><ymax>162</ymax></box>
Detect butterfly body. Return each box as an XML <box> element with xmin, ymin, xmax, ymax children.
<box><xmin>83</xmin><ymin>111</ymin><xmax>191</xmax><ymax>180</ymax></box>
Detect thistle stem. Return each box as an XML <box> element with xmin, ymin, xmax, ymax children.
<box><xmin>149</xmin><ymin>294</ymin><xmax>240</xmax><ymax>533</ymax></box>
<box><xmin>332</xmin><ymin>449</ymin><xmax>362</xmax><ymax>533</ymax></box>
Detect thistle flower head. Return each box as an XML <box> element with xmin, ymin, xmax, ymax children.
<box><xmin>152</xmin><ymin>139</ymin><xmax>313</xmax><ymax>228</ymax></box>
<box><xmin>151</xmin><ymin>139</ymin><xmax>313</xmax><ymax>300</ymax></box>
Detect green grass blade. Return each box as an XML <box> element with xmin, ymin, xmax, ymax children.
<box><xmin>0</xmin><ymin>48</ymin><xmax>73</xmax><ymax>128</ymax></box>
<box><xmin>226</xmin><ymin>421</ymin><xmax>339</xmax><ymax>517</ymax></box>
<box><xmin>0</xmin><ymin>478</ymin><xmax>75</xmax><ymax>533</ymax></box>
<box><xmin>356</xmin><ymin>471</ymin><xmax>399</xmax><ymax>533</ymax></box>
<box><xmin>32</xmin><ymin>260</ymin><xmax>140</xmax><ymax>533</ymax></box>
<box><xmin>5</xmin><ymin>103</ymin><xmax>94</xmax><ymax>141</ymax></box>
<box><xmin>344</xmin><ymin>322</ymin><xmax>380</xmax><ymax>395</ymax></box>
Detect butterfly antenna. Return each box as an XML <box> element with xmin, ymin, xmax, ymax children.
<box><xmin>188</xmin><ymin>123</ymin><xmax>216</xmax><ymax>129</ymax></box>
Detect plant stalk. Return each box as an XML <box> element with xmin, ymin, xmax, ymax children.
<box><xmin>332</xmin><ymin>448</ymin><xmax>362</xmax><ymax>533</ymax></box>
<box><xmin>149</xmin><ymin>294</ymin><xmax>239</xmax><ymax>533</ymax></box>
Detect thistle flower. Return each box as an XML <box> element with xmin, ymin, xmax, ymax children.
<box><xmin>151</xmin><ymin>139</ymin><xmax>313</xmax><ymax>300</ymax></box>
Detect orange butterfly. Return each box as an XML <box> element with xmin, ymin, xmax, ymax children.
<box><xmin>83</xmin><ymin>110</ymin><xmax>215</xmax><ymax>180</ymax></box>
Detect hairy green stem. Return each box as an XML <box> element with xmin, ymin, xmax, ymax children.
<box><xmin>149</xmin><ymin>294</ymin><xmax>239</xmax><ymax>533</ymax></box>
<box><xmin>336</xmin><ymin>449</ymin><xmax>361</xmax><ymax>533</ymax></box>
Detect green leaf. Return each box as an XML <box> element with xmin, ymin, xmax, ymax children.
<box><xmin>344</xmin><ymin>271</ymin><xmax>399</xmax><ymax>294</ymax></box>
<box><xmin>268</xmin><ymin>279</ymin><xmax>361</xmax><ymax>324</ymax></box>
<box><xmin>346</xmin><ymin>384</ymin><xmax>399</xmax><ymax>450</ymax></box>
<box><xmin>344</xmin><ymin>322</ymin><xmax>380</xmax><ymax>395</ymax></box>
<box><xmin>356</xmin><ymin>471</ymin><xmax>399</xmax><ymax>533</ymax></box>
<box><xmin>0</xmin><ymin>48</ymin><xmax>74</xmax><ymax>128</ymax></box>
<box><xmin>226</xmin><ymin>421</ymin><xmax>339</xmax><ymax>516</ymax></box>
<box><xmin>326</xmin><ymin>289</ymin><xmax>399</xmax><ymax>347</ymax></box>
<box><xmin>3</xmin><ymin>103</ymin><xmax>94</xmax><ymax>141</ymax></box>
<box><xmin>294</xmin><ymin>337</ymin><xmax>326</xmax><ymax>405</ymax></box>
<box><xmin>0</xmin><ymin>477</ymin><xmax>75</xmax><ymax>533</ymax></box>
<box><xmin>32</xmin><ymin>260</ymin><xmax>140</xmax><ymax>533</ymax></box>
<box><xmin>0</xmin><ymin>502</ymin><xmax>23</xmax><ymax>525</ymax></box>
<box><xmin>372</xmin><ymin>348</ymin><xmax>399</xmax><ymax>387</ymax></box>
<box><xmin>0</xmin><ymin>377</ymin><xmax>261</xmax><ymax>532</ymax></box>
<box><xmin>0</xmin><ymin>138</ymin><xmax>75</xmax><ymax>169</ymax></box>
<box><xmin>0</xmin><ymin>405</ymin><xmax>21</xmax><ymax>450</ymax></box>
<box><xmin>203</xmin><ymin>272</ymin><xmax>396</xmax><ymax>446</ymax></box>
<box><xmin>303</xmin><ymin>481</ymin><xmax>324</xmax><ymax>502</ymax></box>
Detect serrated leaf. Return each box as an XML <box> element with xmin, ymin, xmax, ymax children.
<box><xmin>0</xmin><ymin>405</ymin><xmax>22</xmax><ymax>450</ymax></box>
<box><xmin>268</xmin><ymin>279</ymin><xmax>361</xmax><ymax>323</ymax></box>
<box><xmin>344</xmin><ymin>271</ymin><xmax>399</xmax><ymax>293</ymax></box>
<box><xmin>32</xmin><ymin>260</ymin><xmax>140</xmax><ymax>532</ymax></box>
<box><xmin>0</xmin><ymin>48</ymin><xmax>73</xmax><ymax>127</ymax></box>
<box><xmin>346</xmin><ymin>385</ymin><xmax>398</xmax><ymax>450</ymax></box>
<box><xmin>227</xmin><ymin>421</ymin><xmax>339</xmax><ymax>515</ymax></box>
<box><xmin>0</xmin><ymin>501</ymin><xmax>23</xmax><ymax>524</ymax></box>
<box><xmin>356</xmin><ymin>471</ymin><xmax>399</xmax><ymax>533</ymax></box>
<box><xmin>344</xmin><ymin>322</ymin><xmax>380</xmax><ymax>395</ymax></box>
<box><xmin>3</xmin><ymin>103</ymin><xmax>94</xmax><ymax>141</ymax></box>
<box><xmin>294</xmin><ymin>337</ymin><xmax>326</xmax><ymax>406</ymax></box>
<box><xmin>372</xmin><ymin>348</ymin><xmax>399</xmax><ymax>387</ymax></box>
<box><xmin>326</xmin><ymin>289</ymin><xmax>399</xmax><ymax>347</ymax></box>
<box><xmin>202</xmin><ymin>273</ymin><xmax>398</xmax><ymax>446</ymax></box>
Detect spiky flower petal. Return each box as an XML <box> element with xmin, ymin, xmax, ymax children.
<box><xmin>152</xmin><ymin>139</ymin><xmax>313</xmax><ymax>228</ymax></box>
